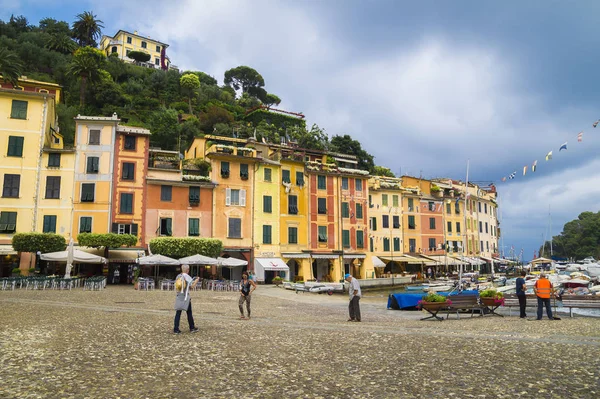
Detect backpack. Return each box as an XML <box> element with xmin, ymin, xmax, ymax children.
<box><xmin>175</xmin><ymin>274</ymin><xmax>187</xmax><ymax>292</ymax></box>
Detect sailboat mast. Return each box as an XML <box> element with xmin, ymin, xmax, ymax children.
<box><xmin>460</xmin><ymin>160</ymin><xmax>469</xmax><ymax>289</ymax></box>
<box><xmin>549</xmin><ymin>206</ymin><xmax>553</xmax><ymax>257</ymax></box>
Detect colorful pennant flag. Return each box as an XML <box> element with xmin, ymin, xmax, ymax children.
<box><xmin>594</xmin><ymin>119</ymin><xmax>599</xmax><ymax>128</ymax></box>
<box><xmin>546</xmin><ymin>151</ymin><xmax>553</xmax><ymax>161</ymax></box>
<box><xmin>523</xmin><ymin>165</ymin><xmax>527</xmax><ymax>176</ymax></box>
<box><xmin>508</xmin><ymin>171</ymin><xmax>516</xmax><ymax>179</ymax></box>
<box><xmin>559</xmin><ymin>142</ymin><xmax>567</xmax><ymax>151</ymax></box>
<box><xmin>578</xmin><ymin>131</ymin><xmax>583</xmax><ymax>142</ymax></box>
<box><xmin>532</xmin><ymin>160</ymin><xmax>537</xmax><ymax>172</ymax></box>
<box><xmin>501</xmin><ymin>177</ymin><xmax>506</xmax><ymax>182</ymax></box>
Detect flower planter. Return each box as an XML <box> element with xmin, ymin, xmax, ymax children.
<box><xmin>419</xmin><ymin>301</ymin><xmax>450</xmax><ymax>311</ymax></box>
<box><xmin>480</xmin><ymin>297</ymin><xmax>504</xmax><ymax>307</ymax></box>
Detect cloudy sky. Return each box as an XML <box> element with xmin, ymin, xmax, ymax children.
<box><xmin>3</xmin><ymin>0</ymin><xmax>600</xmax><ymax>261</ymax></box>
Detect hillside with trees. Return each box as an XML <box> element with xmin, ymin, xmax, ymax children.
<box><xmin>540</xmin><ymin>211</ymin><xmax>600</xmax><ymax>260</ymax></box>
<box><xmin>0</xmin><ymin>12</ymin><xmax>392</xmax><ymax>175</ymax></box>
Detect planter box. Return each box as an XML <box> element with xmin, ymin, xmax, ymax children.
<box><xmin>420</xmin><ymin>301</ymin><xmax>449</xmax><ymax>311</ymax></box>
<box><xmin>481</xmin><ymin>297</ymin><xmax>503</xmax><ymax>307</ymax></box>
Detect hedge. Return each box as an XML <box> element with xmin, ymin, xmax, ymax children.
<box><xmin>12</xmin><ymin>233</ymin><xmax>66</xmax><ymax>253</ymax></box>
<box><xmin>77</xmin><ymin>233</ymin><xmax>138</xmax><ymax>248</ymax></box>
<box><xmin>149</xmin><ymin>237</ymin><xmax>223</xmax><ymax>258</ymax></box>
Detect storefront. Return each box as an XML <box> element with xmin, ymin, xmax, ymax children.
<box><xmin>0</xmin><ymin>245</ymin><xmax>18</xmax><ymax>277</ymax></box>
<box><xmin>254</xmin><ymin>258</ymin><xmax>290</xmax><ymax>283</ymax></box>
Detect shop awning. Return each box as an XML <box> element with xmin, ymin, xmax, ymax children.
<box><xmin>0</xmin><ymin>244</ymin><xmax>16</xmax><ymax>255</ymax></box>
<box><xmin>407</xmin><ymin>255</ymin><xmax>437</xmax><ymax>266</ymax></box>
<box><xmin>379</xmin><ymin>255</ymin><xmax>418</xmax><ymax>263</ymax></box>
<box><xmin>479</xmin><ymin>256</ymin><xmax>500</xmax><ymax>264</ymax></box>
<box><xmin>281</xmin><ymin>253</ymin><xmax>311</xmax><ymax>259</ymax></box>
<box><xmin>343</xmin><ymin>253</ymin><xmax>366</xmax><ymax>259</ymax></box>
<box><xmin>372</xmin><ymin>256</ymin><xmax>386</xmax><ymax>267</ymax></box>
<box><xmin>217</xmin><ymin>257</ymin><xmax>248</xmax><ymax>267</ymax></box>
<box><xmin>311</xmin><ymin>254</ymin><xmax>339</xmax><ymax>259</ymax></box>
<box><xmin>109</xmin><ymin>249</ymin><xmax>145</xmax><ymax>263</ymax></box>
<box><xmin>254</xmin><ymin>258</ymin><xmax>290</xmax><ymax>271</ymax></box>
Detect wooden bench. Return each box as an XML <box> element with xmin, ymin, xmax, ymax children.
<box><xmin>561</xmin><ymin>295</ymin><xmax>600</xmax><ymax>317</ymax></box>
<box><xmin>446</xmin><ymin>294</ymin><xmax>481</xmax><ymax>319</ymax></box>
<box><xmin>504</xmin><ymin>294</ymin><xmax>539</xmax><ymax>316</ymax></box>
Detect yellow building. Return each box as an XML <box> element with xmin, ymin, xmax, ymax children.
<box><xmin>99</xmin><ymin>30</ymin><xmax>174</xmax><ymax>70</ymax></box>
<box><xmin>0</xmin><ymin>77</ymin><xmax>61</xmax><ymax>275</ymax></box>
<box><xmin>72</xmin><ymin>115</ymin><xmax>120</xmax><ymax>240</ymax></box>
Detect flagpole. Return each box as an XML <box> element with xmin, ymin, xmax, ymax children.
<box><xmin>460</xmin><ymin>160</ymin><xmax>469</xmax><ymax>291</ymax></box>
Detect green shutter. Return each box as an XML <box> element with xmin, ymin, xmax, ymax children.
<box><xmin>342</xmin><ymin>202</ymin><xmax>349</xmax><ymax>218</ymax></box>
<box><xmin>263</xmin><ymin>196</ymin><xmax>272</xmax><ymax>213</ymax></box>
<box><xmin>382</xmin><ymin>194</ymin><xmax>388</xmax><ymax>206</ymax></box>
<box><xmin>356</xmin><ymin>230</ymin><xmax>364</xmax><ymax>249</ymax></box>
<box><xmin>7</xmin><ymin>136</ymin><xmax>24</xmax><ymax>157</ymax></box>
<box><xmin>356</xmin><ymin>203</ymin><xmax>363</xmax><ymax>219</ymax></box>
<box><xmin>166</xmin><ymin>218</ymin><xmax>172</xmax><ymax>236</ymax></box>
<box><xmin>383</xmin><ymin>238</ymin><xmax>390</xmax><ymax>252</ymax></box>
<box><xmin>10</xmin><ymin>100</ymin><xmax>28</xmax><ymax>120</ymax></box>
<box><xmin>342</xmin><ymin>230</ymin><xmax>350</xmax><ymax>248</ymax></box>
<box><xmin>263</xmin><ymin>225</ymin><xmax>272</xmax><ymax>244</ymax></box>
<box><xmin>318</xmin><ymin>175</ymin><xmax>326</xmax><ymax>190</ymax></box>
<box><xmin>189</xmin><ymin>218</ymin><xmax>199</xmax><ymax>236</ymax></box>
<box><xmin>394</xmin><ymin>238</ymin><xmax>400</xmax><ymax>251</ymax></box>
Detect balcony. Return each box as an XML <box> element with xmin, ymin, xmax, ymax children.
<box><xmin>207</xmin><ymin>144</ymin><xmax>257</xmax><ymax>158</ymax></box>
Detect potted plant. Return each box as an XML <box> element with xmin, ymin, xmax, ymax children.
<box><xmin>11</xmin><ymin>267</ymin><xmax>21</xmax><ymax>277</ymax></box>
<box><xmin>417</xmin><ymin>292</ymin><xmax>451</xmax><ymax>311</ymax></box>
<box><xmin>28</xmin><ymin>267</ymin><xmax>36</xmax><ymax>275</ymax></box>
<box><xmin>479</xmin><ymin>289</ymin><xmax>504</xmax><ymax>306</ymax></box>
<box><xmin>133</xmin><ymin>267</ymin><xmax>141</xmax><ymax>290</ymax></box>
<box><xmin>272</xmin><ymin>276</ymin><xmax>284</xmax><ymax>287</ymax></box>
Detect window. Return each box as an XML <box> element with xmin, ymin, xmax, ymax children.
<box><xmin>341</xmin><ymin>177</ymin><xmax>348</xmax><ymax>190</ymax></box>
<box><xmin>453</xmin><ymin>241</ymin><xmax>459</xmax><ymax>252</ymax></box>
<box><xmin>45</xmin><ymin>176</ymin><xmax>60</xmax><ymax>199</ymax></box>
<box><xmin>288</xmin><ymin>227</ymin><xmax>298</xmax><ymax>244</ymax></box>
<box><xmin>428</xmin><ymin>201</ymin><xmax>435</xmax><ymax>211</ymax></box>
<box><xmin>408</xmin><ymin>198</ymin><xmax>414</xmax><ymax>211</ymax></box>
<box><xmin>370</xmin><ymin>217</ymin><xmax>377</xmax><ymax>231</ymax></box>
<box><xmin>342</xmin><ymin>230</ymin><xmax>350</xmax><ymax>248</ymax></box>
<box><xmin>0</xmin><ymin>212</ymin><xmax>17</xmax><ymax>233</ymax></box>
<box><xmin>318</xmin><ymin>226</ymin><xmax>327</xmax><ymax>243</ymax></box>
<box><xmin>189</xmin><ymin>186</ymin><xmax>200</xmax><ymax>204</ymax></box>
<box><xmin>264</xmin><ymin>168</ymin><xmax>272</xmax><ymax>182</ymax></box>
<box><xmin>160</xmin><ymin>218</ymin><xmax>172</xmax><ymax>236</ymax></box>
<box><xmin>479</xmin><ymin>221</ymin><xmax>483</xmax><ymax>233</ymax></box>
<box><xmin>240</xmin><ymin>163</ymin><xmax>249</xmax><ymax>180</ymax></box>
<box><xmin>456</xmin><ymin>222</ymin><xmax>461</xmax><ymax>233</ymax></box>
<box><xmin>43</xmin><ymin>215</ymin><xmax>57</xmax><ymax>233</ymax></box>
<box><xmin>382</xmin><ymin>194</ymin><xmax>388</xmax><ymax>206</ymax></box>
<box><xmin>486</xmin><ymin>241</ymin><xmax>489</xmax><ymax>252</ymax></box>
<box><xmin>282</xmin><ymin>170</ymin><xmax>291</xmax><ymax>184</ymax></box>
<box><xmin>228</xmin><ymin>218</ymin><xmax>241</xmax><ymax>238</ymax></box>
<box><xmin>484</xmin><ymin>203</ymin><xmax>488</xmax><ymax>214</ymax></box>
<box><xmin>114</xmin><ymin>223</ymin><xmax>133</xmax><ymax>235</ymax></box>
<box><xmin>111</xmin><ymin>46</ymin><xmax>117</xmax><ymax>53</ymax></box>
<box><xmin>81</xmin><ymin>183</ymin><xmax>95</xmax><ymax>202</ymax></box>
<box><xmin>86</xmin><ymin>156</ymin><xmax>99</xmax><ymax>173</ymax></box>
<box><xmin>446</xmin><ymin>203</ymin><xmax>451</xmax><ymax>214</ymax></box>
<box><xmin>263</xmin><ymin>195</ymin><xmax>272</xmax><ymax>213</ymax></box>
<box><xmin>288</xmin><ymin>195</ymin><xmax>298</xmax><ymax>214</ymax></box>
<box><xmin>317</xmin><ymin>175</ymin><xmax>326</xmax><ymax>190</ymax></box>
<box><xmin>478</xmin><ymin>202</ymin><xmax>482</xmax><ymax>212</ymax></box>
<box><xmin>317</xmin><ymin>198</ymin><xmax>327</xmax><ymax>214</ymax></box>
<box><xmin>155</xmin><ymin>58</ymin><xmax>160</xmax><ymax>66</ymax></box>
<box><xmin>455</xmin><ymin>202</ymin><xmax>460</xmax><ymax>214</ymax></box>
<box><xmin>355</xmin><ymin>179</ymin><xmax>362</xmax><ymax>191</ymax></box>
<box><xmin>480</xmin><ymin>241</ymin><xmax>484</xmax><ymax>252</ymax></box>
<box><xmin>368</xmin><ymin>195</ymin><xmax>373</xmax><ymax>208</ymax></box>
<box><xmin>393</xmin><ymin>215</ymin><xmax>400</xmax><ymax>229</ymax></box>
<box><xmin>226</xmin><ymin>188</ymin><xmax>246</xmax><ymax>206</ymax></box>
<box><xmin>126</xmin><ymin>50</ymin><xmax>131</xmax><ymax>56</ymax></box>
<box><xmin>79</xmin><ymin>216</ymin><xmax>92</xmax><ymax>233</ymax></box>
<box><xmin>429</xmin><ymin>217</ymin><xmax>436</xmax><ymax>229</ymax></box>
<box><xmin>356</xmin><ymin>230</ymin><xmax>364</xmax><ymax>249</ymax></box>
<box><xmin>383</xmin><ymin>238</ymin><xmax>390</xmax><ymax>252</ymax></box>
<box><xmin>382</xmin><ymin>215</ymin><xmax>389</xmax><ymax>228</ymax></box>
<box><xmin>369</xmin><ymin>237</ymin><xmax>374</xmax><ymax>252</ymax></box>
<box><xmin>122</xmin><ymin>162</ymin><xmax>135</xmax><ymax>180</ymax></box>
<box><xmin>447</xmin><ymin>221</ymin><xmax>452</xmax><ymax>233</ymax></box>
<box><xmin>485</xmin><ymin>222</ymin><xmax>489</xmax><ymax>234</ymax></box>
<box><xmin>393</xmin><ymin>237</ymin><xmax>400</xmax><ymax>252</ymax></box>
<box><xmin>127</xmin><ymin>36</ymin><xmax>132</xmax><ymax>44</ymax></box>
<box><xmin>296</xmin><ymin>171</ymin><xmax>304</xmax><ymax>186</ymax></box>
<box><xmin>7</xmin><ymin>136</ymin><xmax>24</xmax><ymax>157</ymax></box>
<box><xmin>342</xmin><ymin>202</ymin><xmax>350</xmax><ymax>218</ymax></box>
<box><xmin>409</xmin><ymin>238</ymin><xmax>416</xmax><ymax>252</ymax></box>
<box><xmin>10</xmin><ymin>100</ymin><xmax>27</xmax><ymax>119</ymax></box>
<box><xmin>120</xmin><ymin>193</ymin><xmax>133</xmax><ymax>214</ymax></box>
<box><xmin>429</xmin><ymin>238</ymin><xmax>436</xmax><ymax>251</ymax></box>
<box><xmin>408</xmin><ymin>215</ymin><xmax>415</xmax><ymax>229</ymax></box>
<box><xmin>48</xmin><ymin>153</ymin><xmax>61</xmax><ymax>167</ymax></box>
<box><xmin>89</xmin><ymin>130</ymin><xmax>100</xmax><ymax>145</ymax></box>
<box><xmin>141</xmin><ymin>41</ymin><xmax>147</xmax><ymax>48</ymax></box>
<box><xmin>392</xmin><ymin>195</ymin><xmax>399</xmax><ymax>207</ymax></box>
<box><xmin>160</xmin><ymin>185</ymin><xmax>172</xmax><ymax>201</ymax></box>
<box><xmin>2</xmin><ymin>174</ymin><xmax>20</xmax><ymax>198</ymax></box>
<box><xmin>156</xmin><ymin>45</ymin><xmax>161</xmax><ymax>52</ymax></box>
<box><xmin>124</xmin><ymin>135</ymin><xmax>136</xmax><ymax>150</ymax></box>
<box><xmin>221</xmin><ymin>161</ymin><xmax>230</xmax><ymax>178</ymax></box>
<box><xmin>356</xmin><ymin>203</ymin><xmax>363</xmax><ymax>219</ymax></box>
<box><xmin>263</xmin><ymin>225</ymin><xmax>272</xmax><ymax>244</ymax></box>
<box><xmin>188</xmin><ymin>218</ymin><xmax>200</xmax><ymax>236</ymax></box>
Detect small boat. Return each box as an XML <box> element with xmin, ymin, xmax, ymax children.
<box><xmin>563</xmin><ymin>279</ymin><xmax>592</xmax><ymax>289</ymax></box>
<box><xmin>308</xmin><ymin>284</ymin><xmax>336</xmax><ymax>295</ymax></box>
<box><xmin>406</xmin><ymin>285</ymin><xmax>428</xmax><ymax>291</ymax></box>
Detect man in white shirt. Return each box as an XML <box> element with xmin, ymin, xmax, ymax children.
<box><xmin>345</xmin><ymin>273</ymin><xmax>361</xmax><ymax>322</ymax></box>
<box><xmin>173</xmin><ymin>265</ymin><xmax>199</xmax><ymax>334</ymax></box>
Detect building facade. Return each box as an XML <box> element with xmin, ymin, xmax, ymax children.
<box><xmin>99</xmin><ymin>30</ymin><xmax>174</xmax><ymax>70</ymax></box>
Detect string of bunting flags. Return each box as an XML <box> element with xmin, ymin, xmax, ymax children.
<box><xmin>499</xmin><ymin>119</ymin><xmax>598</xmax><ymax>182</ymax></box>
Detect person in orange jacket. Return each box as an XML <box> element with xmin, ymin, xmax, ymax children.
<box><xmin>533</xmin><ymin>273</ymin><xmax>554</xmax><ymax>320</ymax></box>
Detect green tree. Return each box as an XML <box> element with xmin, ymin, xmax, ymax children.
<box><xmin>0</xmin><ymin>47</ymin><xmax>23</xmax><ymax>86</ymax></box>
<box><xmin>179</xmin><ymin>116</ymin><xmax>203</xmax><ymax>148</ymax></box>
<box><xmin>45</xmin><ymin>33</ymin><xmax>77</xmax><ymax>54</ymax></box>
<box><xmin>372</xmin><ymin>166</ymin><xmax>395</xmax><ymax>177</ymax></box>
<box><xmin>180</xmin><ymin>73</ymin><xmax>200</xmax><ymax>114</ymax></box>
<box><xmin>149</xmin><ymin>237</ymin><xmax>223</xmax><ymax>258</ymax></box>
<box><xmin>9</xmin><ymin>15</ymin><xmax>30</xmax><ymax>33</ymax></box>
<box><xmin>78</xmin><ymin>233</ymin><xmax>137</xmax><ymax>258</ymax></box>
<box><xmin>183</xmin><ymin>70</ymin><xmax>218</xmax><ymax>86</ymax></box>
<box><xmin>224</xmin><ymin>65</ymin><xmax>265</xmax><ymax>96</ymax></box>
<box><xmin>147</xmin><ymin>107</ymin><xmax>180</xmax><ymax>150</ymax></box>
<box><xmin>71</xmin><ymin>11</ymin><xmax>104</xmax><ymax>47</ymax></box>
<box><xmin>68</xmin><ymin>46</ymin><xmax>105</xmax><ymax>107</ymax></box>
<box><xmin>263</xmin><ymin>93</ymin><xmax>281</xmax><ymax>108</ymax></box>
<box><xmin>12</xmin><ymin>233</ymin><xmax>66</xmax><ymax>254</ymax></box>
<box><xmin>199</xmin><ymin>105</ymin><xmax>234</xmax><ymax>134</ymax></box>
<box><xmin>292</xmin><ymin>124</ymin><xmax>329</xmax><ymax>151</ymax></box>
<box><xmin>127</xmin><ymin>50</ymin><xmax>151</xmax><ymax>63</ymax></box>
<box><xmin>39</xmin><ymin>18</ymin><xmax>71</xmax><ymax>36</ymax></box>
<box><xmin>330</xmin><ymin>134</ymin><xmax>375</xmax><ymax>171</ymax></box>
<box><xmin>542</xmin><ymin>211</ymin><xmax>600</xmax><ymax>260</ymax></box>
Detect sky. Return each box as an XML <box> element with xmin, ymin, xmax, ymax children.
<box><xmin>3</xmin><ymin>0</ymin><xmax>600</xmax><ymax>261</ymax></box>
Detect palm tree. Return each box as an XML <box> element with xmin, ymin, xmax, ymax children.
<box><xmin>68</xmin><ymin>47</ymin><xmax>105</xmax><ymax>108</ymax></box>
<box><xmin>0</xmin><ymin>48</ymin><xmax>23</xmax><ymax>87</ymax></box>
<box><xmin>46</xmin><ymin>34</ymin><xmax>77</xmax><ymax>54</ymax></box>
<box><xmin>72</xmin><ymin>11</ymin><xmax>104</xmax><ymax>47</ymax></box>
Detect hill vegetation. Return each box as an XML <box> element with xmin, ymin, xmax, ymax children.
<box><xmin>540</xmin><ymin>211</ymin><xmax>600</xmax><ymax>260</ymax></box>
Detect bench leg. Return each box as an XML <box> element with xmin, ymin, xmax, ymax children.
<box><xmin>570</xmin><ymin>307</ymin><xmax>573</xmax><ymax>318</ymax></box>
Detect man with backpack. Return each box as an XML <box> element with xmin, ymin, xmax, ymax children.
<box><xmin>174</xmin><ymin>264</ymin><xmax>200</xmax><ymax>334</ymax></box>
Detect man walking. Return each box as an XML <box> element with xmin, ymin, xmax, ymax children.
<box><xmin>239</xmin><ymin>272</ymin><xmax>256</xmax><ymax>319</ymax></box>
<box><xmin>345</xmin><ymin>273</ymin><xmax>361</xmax><ymax>322</ymax></box>
<box><xmin>173</xmin><ymin>265</ymin><xmax>199</xmax><ymax>334</ymax></box>
<box><xmin>533</xmin><ymin>273</ymin><xmax>554</xmax><ymax>320</ymax></box>
<box><xmin>516</xmin><ymin>270</ymin><xmax>527</xmax><ymax>318</ymax></box>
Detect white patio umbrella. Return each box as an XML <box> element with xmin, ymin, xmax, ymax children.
<box><xmin>217</xmin><ymin>257</ymin><xmax>248</xmax><ymax>280</ymax></box>
<box><xmin>40</xmin><ymin>241</ymin><xmax>106</xmax><ymax>278</ymax></box>
<box><xmin>179</xmin><ymin>254</ymin><xmax>219</xmax><ymax>276</ymax></box>
<box><xmin>137</xmin><ymin>254</ymin><xmax>180</xmax><ymax>279</ymax></box>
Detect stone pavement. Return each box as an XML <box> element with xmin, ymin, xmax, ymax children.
<box><xmin>1</xmin><ymin>286</ymin><xmax>598</xmax><ymax>398</ymax></box>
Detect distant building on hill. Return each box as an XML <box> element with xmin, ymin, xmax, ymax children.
<box><xmin>99</xmin><ymin>30</ymin><xmax>178</xmax><ymax>71</ymax></box>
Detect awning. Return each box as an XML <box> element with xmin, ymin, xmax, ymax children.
<box><xmin>407</xmin><ymin>255</ymin><xmax>436</xmax><ymax>266</ymax></box>
<box><xmin>311</xmin><ymin>254</ymin><xmax>339</xmax><ymax>259</ymax></box>
<box><xmin>255</xmin><ymin>258</ymin><xmax>290</xmax><ymax>271</ymax></box>
<box><xmin>379</xmin><ymin>254</ymin><xmax>419</xmax><ymax>263</ymax></box>
<box><xmin>179</xmin><ymin>254</ymin><xmax>219</xmax><ymax>265</ymax></box>
<box><xmin>0</xmin><ymin>244</ymin><xmax>17</xmax><ymax>255</ymax></box>
<box><xmin>479</xmin><ymin>256</ymin><xmax>500</xmax><ymax>264</ymax></box>
<box><xmin>109</xmin><ymin>249</ymin><xmax>145</xmax><ymax>263</ymax></box>
<box><xmin>137</xmin><ymin>254</ymin><xmax>179</xmax><ymax>265</ymax></box>
<box><xmin>281</xmin><ymin>253</ymin><xmax>311</xmax><ymax>259</ymax></box>
<box><xmin>343</xmin><ymin>254</ymin><xmax>366</xmax><ymax>259</ymax></box>
<box><xmin>40</xmin><ymin>249</ymin><xmax>106</xmax><ymax>263</ymax></box>
<box><xmin>372</xmin><ymin>256</ymin><xmax>386</xmax><ymax>267</ymax></box>
<box><xmin>217</xmin><ymin>257</ymin><xmax>248</xmax><ymax>267</ymax></box>
<box><xmin>425</xmin><ymin>255</ymin><xmax>463</xmax><ymax>266</ymax></box>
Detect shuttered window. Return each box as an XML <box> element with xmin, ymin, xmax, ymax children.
<box><xmin>356</xmin><ymin>230</ymin><xmax>364</xmax><ymax>249</ymax></box>
<box><xmin>10</xmin><ymin>100</ymin><xmax>28</xmax><ymax>119</ymax></box>
<box><xmin>48</xmin><ymin>153</ymin><xmax>61</xmax><ymax>167</ymax></box>
<box><xmin>342</xmin><ymin>230</ymin><xmax>350</xmax><ymax>248</ymax></box>
<box><xmin>43</xmin><ymin>215</ymin><xmax>57</xmax><ymax>233</ymax></box>
<box><xmin>2</xmin><ymin>174</ymin><xmax>20</xmax><ymax>198</ymax></box>
<box><xmin>317</xmin><ymin>198</ymin><xmax>327</xmax><ymax>214</ymax></box>
<box><xmin>81</xmin><ymin>183</ymin><xmax>95</xmax><ymax>202</ymax></box>
<box><xmin>120</xmin><ymin>193</ymin><xmax>133</xmax><ymax>214</ymax></box>
<box><xmin>228</xmin><ymin>218</ymin><xmax>241</xmax><ymax>238</ymax></box>
<box><xmin>79</xmin><ymin>217</ymin><xmax>92</xmax><ymax>233</ymax></box>
<box><xmin>122</xmin><ymin>162</ymin><xmax>135</xmax><ymax>180</ymax></box>
<box><xmin>318</xmin><ymin>226</ymin><xmax>327</xmax><ymax>243</ymax></box>
<box><xmin>263</xmin><ymin>225</ymin><xmax>272</xmax><ymax>244</ymax></box>
<box><xmin>342</xmin><ymin>202</ymin><xmax>349</xmax><ymax>218</ymax></box>
<box><xmin>86</xmin><ymin>157</ymin><xmax>99</xmax><ymax>173</ymax></box>
<box><xmin>0</xmin><ymin>212</ymin><xmax>17</xmax><ymax>233</ymax></box>
<box><xmin>288</xmin><ymin>227</ymin><xmax>298</xmax><ymax>244</ymax></box>
<box><xmin>263</xmin><ymin>195</ymin><xmax>272</xmax><ymax>213</ymax></box>
<box><xmin>188</xmin><ymin>218</ymin><xmax>200</xmax><ymax>236</ymax></box>
<box><xmin>7</xmin><ymin>136</ymin><xmax>24</xmax><ymax>157</ymax></box>
<box><xmin>45</xmin><ymin>176</ymin><xmax>61</xmax><ymax>199</ymax></box>
<box><xmin>160</xmin><ymin>185</ymin><xmax>172</xmax><ymax>201</ymax></box>
<box><xmin>288</xmin><ymin>195</ymin><xmax>298</xmax><ymax>214</ymax></box>
<box><xmin>189</xmin><ymin>186</ymin><xmax>200</xmax><ymax>204</ymax></box>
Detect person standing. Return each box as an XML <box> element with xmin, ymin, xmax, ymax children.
<box><xmin>533</xmin><ymin>273</ymin><xmax>554</xmax><ymax>320</ymax></box>
<box><xmin>516</xmin><ymin>270</ymin><xmax>527</xmax><ymax>318</ymax></box>
<box><xmin>173</xmin><ymin>265</ymin><xmax>200</xmax><ymax>334</ymax></box>
<box><xmin>112</xmin><ymin>266</ymin><xmax>120</xmax><ymax>285</ymax></box>
<box><xmin>427</xmin><ymin>267</ymin><xmax>433</xmax><ymax>280</ymax></box>
<box><xmin>345</xmin><ymin>273</ymin><xmax>361</xmax><ymax>322</ymax></box>
<box><xmin>239</xmin><ymin>272</ymin><xmax>256</xmax><ymax>319</ymax></box>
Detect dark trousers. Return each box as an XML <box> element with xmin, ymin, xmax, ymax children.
<box><xmin>349</xmin><ymin>296</ymin><xmax>361</xmax><ymax>321</ymax></box>
<box><xmin>174</xmin><ymin>301</ymin><xmax>195</xmax><ymax>331</ymax></box>
<box><xmin>536</xmin><ymin>297</ymin><xmax>553</xmax><ymax>320</ymax></box>
<box><xmin>517</xmin><ymin>294</ymin><xmax>527</xmax><ymax>318</ymax></box>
